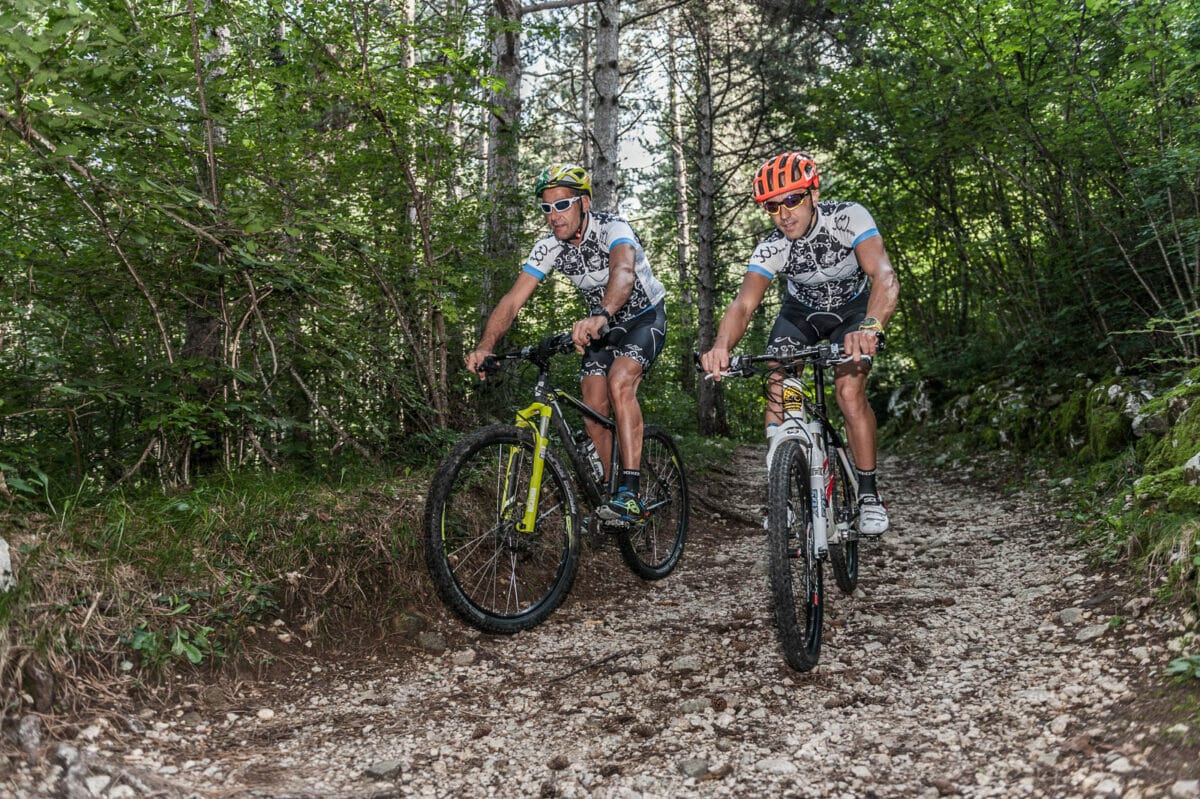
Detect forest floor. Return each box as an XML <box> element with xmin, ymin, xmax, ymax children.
<box><xmin>3</xmin><ymin>446</ymin><xmax>1200</xmax><ymax>798</ymax></box>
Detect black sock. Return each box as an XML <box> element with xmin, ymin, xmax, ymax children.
<box><xmin>620</xmin><ymin>469</ymin><xmax>640</xmax><ymax>494</ymax></box>
<box><xmin>857</xmin><ymin>468</ymin><xmax>877</xmax><ymax>497</ymax></box>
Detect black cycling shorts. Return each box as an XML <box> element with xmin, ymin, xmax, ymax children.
<box><xmin>581</xmin><ymin>300</ymin><xmax>668</xmax><ymax>378</ymax></box>
<box><xmin>766</xmin><ymin>293</ymin><xmax>870</xmax><ymax>357</ymax></box>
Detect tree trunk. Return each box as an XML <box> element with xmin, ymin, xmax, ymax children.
<box><xmin>591</xmin><ymin>0</ymin><xmax>620</xmax><ymax>211</ymax></box>
<box><xmin>667</xmin><ymin>21</ymin><xmax>695</xmax><ymax>396</ymax></box>
<box><xmin>484</xmin><ymin>0</ymin><xmax>524</xmax><ymax>302</ymax></box>
<box><xmin>580</xmin><ymin>4</ymin><xmax>592</xmax><ymax>167</ymax></box>
<box><xmin>182</xmin><ymin>0</ymin><xmax>231</xmax><ymax>478</ymax></box>
<box><xmin>692</xmin><ymin>11</ymin><xmax>726</xmax><ymax>435</ymax></box>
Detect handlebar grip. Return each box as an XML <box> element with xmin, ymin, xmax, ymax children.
<box><xmin>728</xmin><ymin>355</ymin><xmax>751</xmax><ymax>373</ymax></box>
<box><xmin>478</xmin><ymin>356</ymin><xmax>502</xmax><ymax>376</ymax></box>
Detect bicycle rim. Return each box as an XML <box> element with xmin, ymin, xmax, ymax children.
<box><xmin>617</xmin><ymin>426</ymin><xmax>688</xmax><ymax>580</ymax></box>
<box><xmin>828</xmin><ymin>444</ymin><xmax>860</xmax><ymax>594</ymax></box>
<box><xmin>422</xmin><ymin>425</ymin><xmax>581</xmax><ymax>633</ymax></box>
<box><xmin>766</xmin><ymin>439</ymin><xmax>823</xmax><ymax>672</ymax></box>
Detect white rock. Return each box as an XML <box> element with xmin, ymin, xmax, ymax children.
<box><xmin>85</xmin><ymin>775</ymin><xmax>112</xmax><ymax>795</ymax></box>
<box><xmin>756</xmin><ymin>758</ymin><xmax>798</xmax><ymax>774</ymax></box>
<box><xmin>1172</xmin><ymin>780</ymin><xmax>1200</xmax><ymax>798</ymax></box>
<box><xmin>0</xmin><ymin>537</ymin><xmax>14</xmax><ymax>591</ymax></box>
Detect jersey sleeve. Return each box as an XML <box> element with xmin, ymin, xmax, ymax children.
<box><xmin>522</xmin><ymin>235</ymin><xmax>560</xmax><ymax>281</ymax></box>
<box><xmin>599</xmin><ymin>216</ymin><xmax>642</xmax><ymax>258</ymax></box>
<box><xmin>836</xmin><ymin>203</ymin><xmax>881</xmax><ymax>249</ymax></box>
<box><xmin>746</xmin><ymin>232</ymin><xmax>788</xmax><ymax>281</ymax></box>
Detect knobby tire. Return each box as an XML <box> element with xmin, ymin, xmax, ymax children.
<box><xmin>766</xmin><ymin>438</ymin><xmax>824</xmax><ymax>672</ymax></box>
<box><xmin>828</xmin><ymin>443</ymin><xmax>860</xmax><ymax>594</ymax></box>
<box><xmin>422</xmin><ymin>425</ymin><xmax>581</xmax><ymax>633</ymax></box>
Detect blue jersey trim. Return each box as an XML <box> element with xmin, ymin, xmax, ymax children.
<box><xmin>851</xmin><ymin>228</ymin><xmax>880</xmax><ymax>247</ymax></box>
<box><xmin>748</xmin><ymin>264</ymin><xmax>774</xmax><ymax>280</ymax></box>
<box><xmin>610</xmin><ymin>236</ymin><xmax>638</xmax><ymax>252</ymax></box>
<box><xmin>522</xmin><ymin>264</ymin><xmax>547</xmax><ymax>281</ymax></box>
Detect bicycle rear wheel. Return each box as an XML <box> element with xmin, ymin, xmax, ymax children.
<box><xmin>828</xmin><ymin>442</ymin><xmax>860</xmax><ymax>594</ymax></box>
<box><xmin>617</xmin><ymin>425</ymin><xmax>688</xmax><ymax>580</ymax></box>
<box><xmin>766</xmin><ymin>438</ymin><xmax>823</xmax><ymax>672</ymax></box>
<box><xmin>423</xmin><ymin>425</ymin><xmax>581</xmax><ymax>633</ymax></box>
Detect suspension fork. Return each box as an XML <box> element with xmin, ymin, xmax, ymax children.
<box><xmin>771</xmin><ymin>375</ymin><xmax>829</xmax><ymax>559</ymax></box>
<box><xmin>512</xmin><ymin>401</ymin><xmax>554</xmax><ymax>534</ymax></box>
<box><xmin>807</xmin><ymin>418</ymin><xmax>830</xmax><ymax>559</ymax></box>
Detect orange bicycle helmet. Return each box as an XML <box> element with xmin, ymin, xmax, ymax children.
<box><xmin>751</xmin><ymin>152</ymin><xmax>820</xmax><ymax>202</ymax></box>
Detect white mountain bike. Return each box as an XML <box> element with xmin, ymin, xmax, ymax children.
<box><xmin>715</xmin><ymin>342</ymin><xmax>882</xmax><ymax>671</ymax></box>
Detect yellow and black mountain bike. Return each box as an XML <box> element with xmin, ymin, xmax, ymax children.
<box><xmin>423</xmin><ymin>331</ymin><xmax>688</xmax><ymax>633</ymax></box>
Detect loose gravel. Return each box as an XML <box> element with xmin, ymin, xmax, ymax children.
<box><xmin>4</xmin><ymin>447</ymin><xmax>1199</xmax><ymax>798</ymax></box>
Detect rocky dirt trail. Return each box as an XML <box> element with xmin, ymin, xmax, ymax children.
<box><xmin>4</xmin><ymin>447</ymin><xmax>1200</xmax><ymax>798</ymax></box>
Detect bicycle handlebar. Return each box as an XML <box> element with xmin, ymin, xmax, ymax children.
<box><xmin>696</xmin><ymin>336</ymin><xmax>886</xmax><ymax>380</ymax></box>
<box><xmin>478</xmin><ymin>325</ymin><xmax>611</xmax><ymax>376</ymax></box>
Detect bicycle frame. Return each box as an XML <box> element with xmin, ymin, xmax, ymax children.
<box><xmin>766</xmin><ymin>360</ymin><xmax>861</xmax><ymax>558</ymax></box>
<box><xmin>544</xmin><ymin>389</ymin><xmax>676</xmax><ymax>519</ymax></box>
<box><xmin>485</xmin><ymin>328</ymin><xmax>679</xmax><ymax>539</ymax></box>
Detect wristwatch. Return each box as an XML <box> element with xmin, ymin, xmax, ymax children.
<box><xmin>858</xmin><ymin>316</ymin><xmax>884</xmax><ymax>333</ymax></box>
<box><xmin>589</xmin><ymin>306</ymin><xmax>612</xmax><ymax>323</ymax></box>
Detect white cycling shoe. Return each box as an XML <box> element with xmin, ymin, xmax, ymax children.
<box><xmin>857</xmin><ymin>495</ymin><xmax>890</xmax><ymax>537</ymax></box>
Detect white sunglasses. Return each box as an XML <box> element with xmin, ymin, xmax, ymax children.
<box><xmin>539</xmin><ymin>195</ymin><xmax>584</xmax><ymax>214</ymax></box>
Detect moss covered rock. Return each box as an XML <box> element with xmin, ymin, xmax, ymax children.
<box><xmin>1086</xmin><ymin>385</ymin><xmax>1129</xmax><ymax>461</ymax></box>
<box><xmin>1135</xmin><ymin>466</ymin><xmax>1184</xmax><ymax>504</ymax></box>
<box><xmin>1167</xmin><ymin>484</ymin><xmax>1200</xmax><ymax>513</ymax></box>
<box><xmin>1144</xmin><ymin>397</ymin><xmax>1200</xmax><ymax>475</ymax></box>
<box><xmin>1044</xmin><ymin>386</ymin><xmax>1089</xmax><ymax>457</ymax></box>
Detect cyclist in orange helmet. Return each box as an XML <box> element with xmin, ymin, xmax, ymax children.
<box><xmin>466</xmin><ymin>164</ymin><xmax>669</xmax><ymax>525</ymax></box>
<box><xmin>700</xmin><ymin>152</ymin><xmax>900</xmax><ymax>536</ymax></box>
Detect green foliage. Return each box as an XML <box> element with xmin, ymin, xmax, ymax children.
<box><xmin>671</xmin><ymin>433</ymin><xmax>739</xmax><ymax>476</ymax></box>
<box><xmin>772</xmin><ymin>0</ymin><xmax>1200</xmax><ymax>375</ymax></box>
<box><xmin>0</xmin><ymin>0</ymin><xmax>498</xmax><ymax>500</ymax></box>
<box><xmin>1166</xmin><ymin>654</ymin><xmax>1200</xmax><ymax>682</ymax></box>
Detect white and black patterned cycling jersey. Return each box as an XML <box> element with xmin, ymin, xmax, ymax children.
<box><xmin>522</xmin><ymin>212</ymin><xmax>667</xmax><ymax>324</ymax></box>
<box><xmin>747</xmin><ymin>201</ymin><xmax>880</xmax><ymax>311</ymax></box>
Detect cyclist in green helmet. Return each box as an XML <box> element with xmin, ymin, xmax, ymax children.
<box><xmin>466</xmin><ymin>163</ymin><xmax>668</xmax><ymax>524</ymax></box>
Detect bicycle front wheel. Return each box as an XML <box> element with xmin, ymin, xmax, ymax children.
<box><xmin>828</xmin><ymin>443</ymin><xmax>860</xmax><ymax>595</ymax></box>
<box><xmin>423</xmin><ymin>425</ymin><xmax>582</xmax><ymax>634</ymax></box>
<box><xmin>618</xmin><ymin>425</ymin><xmax>688</xmax><ymax>580</ymax></box>
<box><xmin>766</xmin><ymin>438</ymin><xmax>824</xmax><ymax>672</ymax></box>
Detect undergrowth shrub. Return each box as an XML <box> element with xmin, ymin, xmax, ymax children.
<box><xmin>0</xmin><ymin>465</ymin><xmax>430</xmax><ymax>714</ymax></box>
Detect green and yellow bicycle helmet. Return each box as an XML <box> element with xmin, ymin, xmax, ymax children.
<box><xmin>534</xmin><ymin>163</ymin><xmax>592</xmax><ymax>198</ymax></box>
